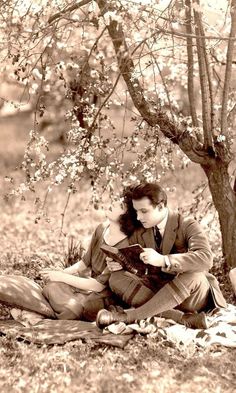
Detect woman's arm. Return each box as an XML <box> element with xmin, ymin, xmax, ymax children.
<box><xmin>41</xmin><ymin>225</ymin><xmax>106</xmax><ymax>290</ymax></box>
<box><xmin>40</xmin><ymin>270</ymin><xmax>105</xmax><ymax>292</ymax></box>
<box><xmin>63</xmin><ymin>260</ymin><xmax>87</xmax><ymax>274</ymax></box>
<box><xmin>40</xmin><ymin>260</ymin><xmax>87</xmax><ymax>277</ymax></box>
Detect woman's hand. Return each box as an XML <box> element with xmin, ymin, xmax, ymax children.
<box><xmin>106</xmin><ymin>257</ymin><xmax>122</xmax><ymax>272</ymax></box>
<box><xmin>40</xmin><ymin>269</ymin><xmax>66</xmax><ymax>282</ymax></box>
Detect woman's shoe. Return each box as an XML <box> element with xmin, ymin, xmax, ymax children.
<box><xmin>96</xmin><ymin>309</ymin><xmax>127</xmax><ymax>329</ymax></box>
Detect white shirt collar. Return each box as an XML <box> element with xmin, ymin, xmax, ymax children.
<box><xmin>156</xmin><ymin>209</ymin><xmax>168</xmax><ymax>235</ymax></box>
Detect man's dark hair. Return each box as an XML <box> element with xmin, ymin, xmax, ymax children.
<box><xmin>128</xmin><ymin>182</ymin><xmax>167</xmax><ymax>207</ymax></box>
<box><xmin>119</xmin><ymin>183</ymin><xmax>167</xmax><ymax>236</ymax></box>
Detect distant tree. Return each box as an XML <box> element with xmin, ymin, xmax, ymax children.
<box><xmin>1</xmin><ymin>0</ymin><xmax>236</xmax><ymax>267</ymax></box>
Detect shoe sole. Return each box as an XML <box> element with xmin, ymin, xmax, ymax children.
<box><xmin>96</xmin><ymin>309</ymin><xmax>107</xmax><ymax>329</ymax></box>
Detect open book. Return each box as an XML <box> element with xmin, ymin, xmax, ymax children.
<box><xmin>100</xmin><ymin>243</ymin><xmax>148</xmax><ymax>276</ymax></box>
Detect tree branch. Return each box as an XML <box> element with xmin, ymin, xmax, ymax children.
<box><xmin>221</xmin><ymin>0</ymin><xmax>236</xmax><ymax>135</ymax></box>
<box><xmin>48</xmin><ymin>0</ymin><xmax>91</xmax><ymax>24</ymax></box>
<box><xmin>195</xmin><ymin>2</ymin><xmax>216</xmax><ymax>134</ymax></box>
<box><xmin>96</xmin><ymin>2</ymin><xmax>176</xmax><ymax>128</ymax></box>
<box><xmin>95</xmin><ymin>0</ymin><xmax>214</xmax><ymax>166</ymax></box>
<box><xmin>185</xmin><ymin>0</ymin><xmax>199</xmax><ymax>128</ymax></box>
<box><xmin>210</xmin><ymin>49</ymin><xmax>236</xmax><ymax>65</ymax></box>
<box><xmin>154</xmin><ymin>23</ymin><xmax>236</xmax><ymax>42</ymax></box>
<box><xmin>193</xmin><ymin>2</ymin><xmax>212</xmax><ymax>150</ymax></box>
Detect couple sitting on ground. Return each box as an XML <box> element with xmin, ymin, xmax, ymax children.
<box><xmin>41</xmin><ymin>182</ymin><xmax>227</xmax><ymax>330</ymax></box>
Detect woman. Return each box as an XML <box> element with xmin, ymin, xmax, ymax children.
<box><xmin>40</xmin><ymin>200</ymin><xmax>133</xmax><ymax>321</ymax></box>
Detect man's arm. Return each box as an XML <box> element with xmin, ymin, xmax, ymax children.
<box><xmin>162</xmin><ymin>217</ymin><xmax>213</xmax><ymax>274</ymax></box>
<box><xmin>132</xmin><ymin>217</ymin><xmax>213</xmax><ymax>274</ymax></box>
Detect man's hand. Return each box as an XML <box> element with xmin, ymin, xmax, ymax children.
<box><xmin>140</xmin><ymin>248</ymin><xmax>165</xmax><ymax>267</ymax></box>
<box><xmin>106</xmin><ymin>257</ymin><xmax>123</xmax><ymax>272</ymax></box>
<box><xmin>40</xmin><ymin>269</ymin><xmax>65</xmax><ymax>282</ymax></box>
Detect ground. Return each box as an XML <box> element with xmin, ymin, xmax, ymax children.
<box><xmin>0</xmin><ymin>334</ymin><xmax>236</xmax><ymax>393</ymax></box>
<box><xmin>0</xmin><ymin>113</ymin><xmax>235</xmax><ymax>393</ymax></box>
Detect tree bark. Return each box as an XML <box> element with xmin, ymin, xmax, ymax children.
<box><xmin>202</xmin><ymin>161</ymin><xmax>236</xmax><ymax>267</ymax></box>
<box><xmin>221</xmin><ymin>0</ymin><xmax>236</xmax><ymax>135</ymax></box>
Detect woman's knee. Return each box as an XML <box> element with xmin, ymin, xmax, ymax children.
<box><xmin>42</xmin><ymin>281</ymin><xmax>71</xmax><ymax>299</ymax></box>
<box><xmin>43</xmin><ymin>281</ymin><xmax>59</xmax><ymax>297</ymax></box>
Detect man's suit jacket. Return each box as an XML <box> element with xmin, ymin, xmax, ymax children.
<box><xmin>128</xmin><ymin>209</ymin><xmax>227</xmax><ymax>308</ymax></box>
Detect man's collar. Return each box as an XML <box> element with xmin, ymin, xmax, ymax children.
<box><xmin>157</xmin><ymin>208</ymin><xmax>168</xmax><ymax>234</ymax></box>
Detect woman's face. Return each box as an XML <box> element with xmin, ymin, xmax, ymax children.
<box><xmin>105</xmin><ymin>200</ymin><xmax>125</xmax><ymax>222</ymax></box>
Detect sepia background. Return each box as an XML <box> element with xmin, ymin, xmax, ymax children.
<box><xmin>0</xmin><ymin>1</ymin><xmax>235</xmax><ymax>392</ymax></box>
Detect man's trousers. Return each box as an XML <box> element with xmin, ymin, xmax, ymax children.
<box><xmin>109</xmin><ymin>270</ymin><xmax>213</xmax><ymax>315</ymax></box>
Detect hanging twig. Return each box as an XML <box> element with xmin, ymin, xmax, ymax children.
<box><xmin>60</xmin><ymin>191</ymin><xmax>72</xmax><ymax>236</ymax></box>
<box><xmin>155</xmin><ymin>58</ymin><xmax>175</xmax><ymax>123</ymax></box>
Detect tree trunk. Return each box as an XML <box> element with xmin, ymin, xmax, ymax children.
<box><xmin>202</xmin><ymin>161</ymin><xmax>236</xmax><ymax>267</ymax></box>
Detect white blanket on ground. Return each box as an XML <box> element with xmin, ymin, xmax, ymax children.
<box><xmin>105</xmin><ymin>304</ymin><xmax>236</xmax><ymax>348</ymax></box>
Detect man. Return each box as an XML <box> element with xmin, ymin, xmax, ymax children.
<box><xmin>96</xmin><ymin>182</ymin><xmax>227</xmax><ymax>329</ymax></box>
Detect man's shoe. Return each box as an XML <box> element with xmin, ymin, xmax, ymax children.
<box><xmin>96</xmin><ymin>309</ymin><xmax>127</xmax><ymax>329</ymax></box>
<box><xmin>181</xmin><ymin>312</ymin><xmax>208</xmax><ymax>329</ymax></box>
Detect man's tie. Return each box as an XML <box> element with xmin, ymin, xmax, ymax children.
<box><xmin>154</xmin><ymin>226</ymin><xmax>162</xmax><ymax>250</ymax></box>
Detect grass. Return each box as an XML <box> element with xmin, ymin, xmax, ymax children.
<box><xmin>0</xmin><ymin>328</ymin><xmax>236</xmax><ymax>393</ymax></box>
<box><xmin>0</xmin><ymin>112</ymin><xmax>235</xmax><ymax>393</ymax></box>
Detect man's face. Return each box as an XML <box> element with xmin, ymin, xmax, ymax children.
<box><xmin>132</xmin><ymin>197</ymin><xmax>166</xmax><ymax>228</ymax></box>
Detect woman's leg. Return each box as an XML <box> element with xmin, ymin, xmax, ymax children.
<box><xmin>43</xmin><ymin>282</ymin><xmax>85</xmax><ymax>319</ymax></box>
<box><xmin>82</xmin><ymin>289</ymin><xmax>121</xmax><ymax>321</ymax></box>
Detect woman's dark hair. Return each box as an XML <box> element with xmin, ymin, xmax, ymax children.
<box><xmin>118</xmin><ymin>186</ymin><xmax>142</xmax><ymax>236</ymax></box>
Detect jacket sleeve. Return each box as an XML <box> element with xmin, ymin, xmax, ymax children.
<box><xmin>162</xmin><ymin>217</ymin><xmax>213</xmax><ymax>274</ymax></box>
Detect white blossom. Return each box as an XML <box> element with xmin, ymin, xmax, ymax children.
<box><xmin>217</xmin><ymin>135</ymin><xmax>226</xmax><ymax>143</ymax></box>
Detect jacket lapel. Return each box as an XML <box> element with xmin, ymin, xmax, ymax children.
<box><xmin>141</xmin><ymin>228</ymin><xmax>156</xmax><ymax>249</ymax></box>
<box><xmin>139</xmin><ymin>210</ymin><xmax>179</xmax><ymax>254</ymax></box>
<box><xmin>161</xmin><ymin>210</ymin><xmax>179</xmax><ymax>254</ymax></box>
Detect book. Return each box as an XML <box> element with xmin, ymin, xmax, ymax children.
<box><xmin>100</xmin><ymin>243</ymin><xmax>148</xmax><ymax>276</ymax></box>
